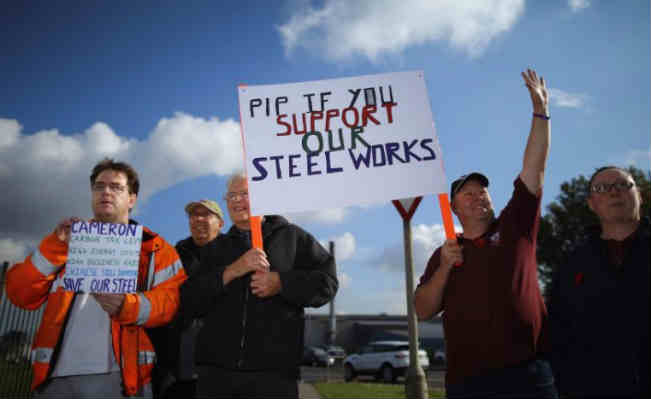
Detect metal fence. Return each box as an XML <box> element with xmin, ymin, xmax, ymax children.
<box><xmin>1</xmin><ymin>261</ymin><xmax>44</xmax><ymax>399</ymax></box>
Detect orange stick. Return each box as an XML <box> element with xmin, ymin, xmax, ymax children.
<box><xmin>438</xmin><ymin>193</ymin><xmax>463</xmax><ymax>267</ymax></box>
<box><xmin>438</xmin><ymin>193</ymin><xmax>456</xmax><ymax>240</ymax></box>
<box><xmin>250</xmin><ymin>216</ymin><xmax>263</xmax><ymax>249</ymax></box>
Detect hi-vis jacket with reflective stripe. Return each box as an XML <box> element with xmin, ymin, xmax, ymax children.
<box><xmin>5</xmin><ymin>223</ymin><xmax>186</xmax><ymax>397</ymax></box>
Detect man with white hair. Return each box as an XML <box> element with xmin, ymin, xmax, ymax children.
<box><xmin>180</xmin><ymin>173</ymin><xmax>338</xmax><ymax>398</ymax></box>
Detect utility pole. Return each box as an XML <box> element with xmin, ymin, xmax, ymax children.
<box><xmin>328</xmin><ymin>241</ymin><xmax>336</xmax><ymax>346</ymax></box>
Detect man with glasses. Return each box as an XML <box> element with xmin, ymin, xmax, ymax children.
<box><xmin>5</xmin><ymin>158</ymin><xmax>186</xmax><ymax>398</ymax></box>
<box><xmin>152</xmin><ymin>200</ymin><xmax>225</xmax><ymax>398</ymax></box>
<box><xmin>549</xmin><ymin>166</ymin><xmax>649</xmax><ymax>398</ymax></box>
<box><xmin>180</xmin><ymin>173</ymin><xmax>338</xmax><ymax>398</ymax></box>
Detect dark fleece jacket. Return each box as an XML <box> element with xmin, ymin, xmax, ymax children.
<box><xmin>180</xmin><ymin>215</ymin><xmax>338</xmax><ymax>376</ymax></box>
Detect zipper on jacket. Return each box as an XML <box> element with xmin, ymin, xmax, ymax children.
<box><xmin>237</xmin><ymin>281</ymin><xmax>249</xmax><ymax>368</ymax></box>
<box><xmin>43</xmin><ymin>291</ymin><xmax>78</xmax><ymax>383</ymax></box>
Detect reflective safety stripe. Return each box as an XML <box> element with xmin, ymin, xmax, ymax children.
<box><xmin>136</xmin><ymin>293</ymin><xmax>151</xmax><ymax>325</ymax></box>
<box><xmin>32</xmin><ymin>347</ymin><xmax>53</xmax><ymax>364</ymax></box>
<box><xmin>50</xmin><ymin>275</ymin><xmax>65</xmax><ymax>292</ymax></box>
<box><xmin>146</xmin><ymin>253</ymin><xmax>156</xmax><ymax>290</ymax></box>
<box><xmin>153</xmin><ymin>260</ymin><xmax>183</xmax><ymax>287</ymax></box>
<box><xmin>138</xmin><ymin>351</ymin><xmax>156</xmax><ymax>365</ymax></box>
<box><xmin>32</xmin><ymin>249</ymin><xmax>58</xmax><ymax>276</ymax></box>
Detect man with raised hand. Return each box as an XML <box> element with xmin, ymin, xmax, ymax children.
<box><xmin>6</xmin><ymin>158</ymin><xmax>186</xmax><ymax>398</ymax></box>
<box><xmin>549</xmin><ymin>166</ymin><xmax>649</xmax><ymax>398</ymax></box>
<box><xmin>414</xmin><ymin>69</ymin><xmax>557</xmax><ymax>398</ymax></box>
<box><xmin>181</xmin><ymin>172</ymin><xmax>338</xmax><ymax>399</ymax></box>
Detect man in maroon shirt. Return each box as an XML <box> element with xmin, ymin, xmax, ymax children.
<box><xmin>414</xmin><ymin>69</ymin><xmax>556</xmax><ymax>398</ymax></box>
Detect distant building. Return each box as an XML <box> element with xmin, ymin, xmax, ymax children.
<box><xmin>304</xmin><ymin>314</ymin><xmax>444</xmax><ymax>354</ymax></box>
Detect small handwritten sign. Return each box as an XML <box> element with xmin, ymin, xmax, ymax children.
<box><xmin>63</xmin><ymin>221</ymin><xmax>143</xmax><ymax>293</ymax></box>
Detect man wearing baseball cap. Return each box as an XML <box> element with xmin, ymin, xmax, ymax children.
<box><xmin>182</xmin><ymin>200</ymin><xmax>225</xmax><ymax>254</ymax></box>
<box><xmin>152</xmin><ymin>199</ymin><xmax>224</xmax><ymax>398</ymax></box>
<box><xmin>415</xmin><ymin>69</ymin><xmax>556</xmax><ymax>398</ymax></box>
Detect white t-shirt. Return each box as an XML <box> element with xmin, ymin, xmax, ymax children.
<box><xmin>51</xmin><ymin>293</ymin><xmax>121</xmax><ymax>377</ymax></box>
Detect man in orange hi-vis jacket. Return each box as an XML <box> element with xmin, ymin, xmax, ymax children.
<box><xmin>5</xmin><ymin>158</ymin><xmax>186</xmax><ymax>398</ymax></box>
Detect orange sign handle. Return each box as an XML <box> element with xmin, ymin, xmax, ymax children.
<box><xmin>438</xmin><ymin>193</ymin><xmax>463</xmax><ymax>267</ymax></box>
<box><xmin>438</xmin><ymin>193</ymin><xmax>456</xmax><ymax>240</ymax></box>
<box><xmin>250</xmin><ymin>216</ymin><xmax>263</xmax><ymax>249</ymax></box>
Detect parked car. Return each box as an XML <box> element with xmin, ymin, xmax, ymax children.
<box><xmin>343</xmin><ymin>340</ymin><xmax>429</xmax><ymax>383</ymax></box>
<box><xmin>303</xmin><ymin>346</ymin><xmax>335</xmax><ymax>367</ymax></box>
<box><xmin>321</xmin><ymin>345</ymin><xmax>346</xmax><ymax>364</ymax></box>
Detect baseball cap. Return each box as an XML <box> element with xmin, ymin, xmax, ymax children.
<box><xmin>184</xmin><ymin>199</ymin><xmax>224</xmax><ymax>220</ymax></box>
<box><xmin>450</xmin><ymin>172</ymin><xmax>490</xmax><ymax>201</ymax></box>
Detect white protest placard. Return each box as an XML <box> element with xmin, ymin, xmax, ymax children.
<box><xmin>64</xmin><ymin>221</ymin><xmax>143</xmax><ymax>293</ymax></box>
<box><xmin>238</xmin><ymin>71</ymin><xmax>447</xmax><ymax>215</ymax></box>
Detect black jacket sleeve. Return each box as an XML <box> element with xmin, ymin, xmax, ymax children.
<box><xmin>277</xmin><ymin>226</ymin><xmax>338</xmax><ymax>308</ymax></box>
<box><xmin>180</xmin><ymin>263</ymin><xmax>228</xmax><ymax>321</ymax></box>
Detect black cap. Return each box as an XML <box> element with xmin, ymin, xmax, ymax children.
<box><xmin>450</xmin><ymin>172</ymin><xmax>489</xmax><ymax>201</ymax></box>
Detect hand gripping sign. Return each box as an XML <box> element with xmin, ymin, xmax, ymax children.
<box><xmin>63</xmin><ymin>221</ymin><xmax>142</xmax><ymax>293</ymax></box>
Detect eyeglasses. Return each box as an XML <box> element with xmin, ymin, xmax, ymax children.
<box><xmin>224</xmin><ymin>191</ymin><xmax>249</xmax><ymax>201</ymax></box>
<box><xmin>591</xmin><ymin>181</ymin><xmax>634</xmax><ymax>194</ymax></box>
<box><xmin>92</xmin><ymin>182</ymin><xmax>128</xmax><ymax>194</ymax></box>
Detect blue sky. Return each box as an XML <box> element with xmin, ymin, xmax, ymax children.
<box><xmin>1</xmin><ymin>0</ymin><xmax>649</xmax><ymax>315</ymax></box>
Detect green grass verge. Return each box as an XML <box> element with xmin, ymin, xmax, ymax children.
<box><xmin>314</xmin><ymin>382</ymin><xmax>445</xmax><ymax>398</ymax></box>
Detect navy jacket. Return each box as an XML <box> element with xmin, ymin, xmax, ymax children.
<box><xmin>549</xmin><ymin>218</ymin><xmax>649</xmax><ymax>398</ymax></box>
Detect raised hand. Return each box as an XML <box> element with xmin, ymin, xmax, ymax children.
<box><xmin>521</xmin><ymin>68</ymin><xmax>549</xmax><ymax>115</ymax></box>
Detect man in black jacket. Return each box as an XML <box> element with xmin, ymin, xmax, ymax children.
<box><xmin>549</xmin><ymin>166</ymin><xmax>649</xmax><ymax>398</ymax></box>
<box><xmin>152</xmin><ymin>199</ymin><xmax>224</xmax><ymax>398</ymax></box>
<box><xmin>180</xmin><ymin>173</ymin><xmax>338</xmax><ymax>399</ymax></box>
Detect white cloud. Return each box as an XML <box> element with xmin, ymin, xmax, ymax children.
<box><xmin>319</xmin><ymin>232</ymin><xmax>356</xmax><ymax>261</ymax></box>
<box><xmin>338</xmin><ymin>271</ymin><xmax>352</xmax><ymax>289</ymax></box>
<box><xmin>0</xmin><ymin>114</ymin><xmax>242</xmax><ymax>247</ymax></box>
<box><xmin>615</xmin><ymin>148</ymin><xmax>651</xmax><ymax>170</ymax></box>
<box><xmin>286</xmin><ymin>207</ymin><xmax>350</xmax><ymax>225</ymax></box>
<box><xmin>0</xmin><ymin>238</ymin><xmax>30</xmax><ymax>264</ymax></box>
<box><xmin>277</xmin><ymin>0</ymin><xmax>525</xmax><ymax>62</ymax></box>
<box><xmin>375</xmin><ymin>223</ymin><xmax>460</xmax><ymax>279</ymax></box>
<box><xmin>548</xmin><ymin>88</ymin><xmax>588</xmax><ymax>109</ymax></box>
<box><xmin>0</xmin><ymin>119</ymin><xmax>20</xmax><ymax>150</ymax></box>
<box><xmin>568</xmin><ymin>0</ymin><xmax>590</xmax><ymax>12</ymax></box>
<box><xmin>135</xmin><ymin>113</ymin><xmax>243</xmax><ymax>199</ymax></box>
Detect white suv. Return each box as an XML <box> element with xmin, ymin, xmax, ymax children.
<box><xmin>343</xmin><ymin>340</ymin><xmax>429</xmax><ymax>383</ymax></box>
